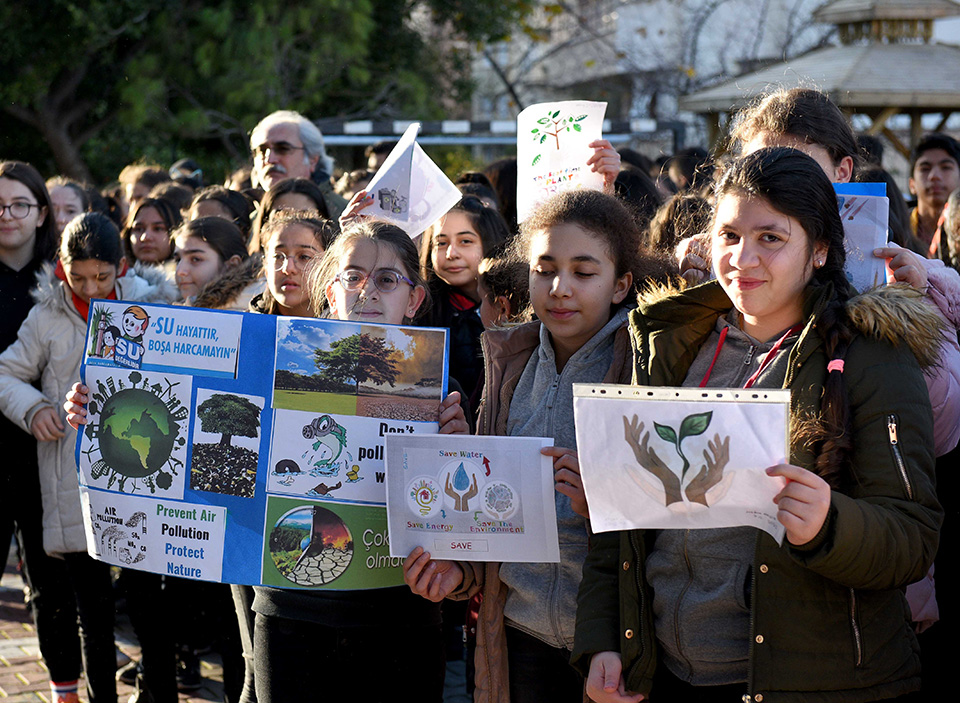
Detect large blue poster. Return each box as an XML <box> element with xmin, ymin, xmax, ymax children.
<box><xmin>77</xmin><ymin>300</ymin><xmax>448</xmax><ymax>589</ymax></box>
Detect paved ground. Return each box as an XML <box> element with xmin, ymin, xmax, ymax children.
<box><xmin>0</xmin><ymin>549</ymin><xmax>470</xmax><ymax>702</ymax></box>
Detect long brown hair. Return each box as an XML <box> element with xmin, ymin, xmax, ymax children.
<box><xmin>714</xmin><ymin>146</ymin><xmax>854</xmax><ymax>486</ymax></box>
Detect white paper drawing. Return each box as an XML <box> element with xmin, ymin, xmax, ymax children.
<box><xmin>574</xmin><ymin>385</ymin><xmax>790</xmax><ymax>542</ymax></box>
<box><xmin>516</xmin><ymin>100</ymin><xmax>607</xmax><ymax>223</ymax></box>
<box><xmin>385</xmin><ymin>434</ymin><xmax>560</xmax><ymax>562</ymax></box>
<box><xmin>363</xmin><ymin>123</ymin><xmax>462</xmax><ymax>236</ymax></box>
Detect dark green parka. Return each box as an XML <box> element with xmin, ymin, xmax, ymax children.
<box><xmin>572</xmin><ymin>281</ymin><xmax>943</xmax><ymax>703</ymax></box>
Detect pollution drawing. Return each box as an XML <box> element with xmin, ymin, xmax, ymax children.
<box><xmin>574</xmin><ymin>385</ymin><xmax>791</xmax><ymax>542</ymax></box>
<box><xmin>190</xmin><ymin>390</ymin><xmax>264</xmax><ymax>498</ymax></box>
<box><xmin>269</xmin><ymin>504</ymin><xmax>354</xmax><ymax>587</ymax></box>
<box><xmin>385</xmin><ymin>434</ymin><xmax>560</xmax><ymax>562</ymax></box>
<box><xmin>78</xmin><ymin>367</ymin><xmax>191</xmax><ymax>496</ymax></box>
<box><xmin>77</xmin><ymin>301</ymin><xmax>448</xmax><ymax>589</ymax></box>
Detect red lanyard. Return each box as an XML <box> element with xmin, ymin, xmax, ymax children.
<box><xmin>699</xmin><ymin>323</ymin><xmax>802</xmax><ymax>388</ymax></box>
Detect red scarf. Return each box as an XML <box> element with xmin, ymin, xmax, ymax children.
<box><xmin>449</xmin><ymin>290</ymin><xmax>478</xmax><ymax>312</ymax></box>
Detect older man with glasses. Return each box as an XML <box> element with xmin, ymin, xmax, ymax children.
<box><xmin>248</xmin><ymin>110</ymin><xmax>347</xmax><ymax>219</ymax></box>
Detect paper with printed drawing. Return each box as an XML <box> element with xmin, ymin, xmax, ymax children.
<box><xmin>516</xmin><ymin>100</ymin><xmax>607</xmax><ymax>223</ymax></box>
<box><xmin>385</xmin><ymin>434</ymin><xmax>560</xmax><ymax>562</ymax></box>
<box><xmin>362</xmin><ymin>122</ymin><xmax>462</xmax><ymax>236</ymax></box>
<box><xmin>574</xmin><ymin>385</ymin><xmax>789</xmax><ymax>543</ymax></box>
<box><xmin>76</xmin><ymin>300</ymin><xmax>450</xmax><ymax>589</ymax></box>
<box><xmin>835</xmin><ymin>182</ymin><xmax>888</xmax><ymax>292</ymax></box>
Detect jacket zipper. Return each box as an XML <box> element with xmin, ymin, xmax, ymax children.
<box><xmin>745</xmin><ymin>539</ymin><xmax>758</xmax><ymax>702</ymax></box>
<box><xmin>849</xmin><ymin>587</ymin><xmax>863</xmax><ymax>667</ymax></box>
<box><xmin>887</xmin><ymin>414</ymin><xmax>913</xmax><ymax>500</ymax></box>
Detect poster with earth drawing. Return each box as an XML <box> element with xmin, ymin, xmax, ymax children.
<box><xmin>77</xmin><ymin>301</ymin><xmax>448</xmax><ymax>589</ymax></box>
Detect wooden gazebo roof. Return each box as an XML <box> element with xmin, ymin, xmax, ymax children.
<box><xmin>679</xmin><ymin>0</ymin><xmax>960</xmax><ymax>156</ymax></box>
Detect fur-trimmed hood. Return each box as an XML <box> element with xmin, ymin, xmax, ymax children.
<box><xmin>635</xmin><ymin>279</ymin><xmax>944</xmax><ymax>370</ymax></box>
<box><xmin>30</xmin><ymin>261</ymin><xmax>179</xmax><ymax>313</ymax></box>
<box><xmin>188</xmin><ymin>254</ymin><xmax>265</xmax><ymax>311</ymax></box>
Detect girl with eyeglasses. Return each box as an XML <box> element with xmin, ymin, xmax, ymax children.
<box><xmin>250</xmin><ymin>209</ymin><xmax>336</xmax><ymax>316</ymax></box>
<box><xmin>1</xmin><ymin>160</ymin><xmax>88</xmax><ymax>703</ymax></box>
<box><xmin>236</xmin><ymin>220</ymin><xmax>466</xmax><ymax>702</ymax></box>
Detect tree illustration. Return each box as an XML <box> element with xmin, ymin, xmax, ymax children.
<box><xmin>88</xmin><ymin>304</ymin><xmax>115</xmax><ymax>355</ymax></box>
<box><xmin>357</xmin><ymin>333</ymin><xmax>400</xmax><ymax>386</ymax></box>
<box><xmin>314</xmin><ymin>332</ymin><xmax>400</xmax><ymax>387</ymax></box>
<box><xmin>313</xmin><ymin>333</ymin><xmax>360</xmax><ymax>385</ymax></box>
<box><xmin>530</xmin><ymin>109</ymin><xmax>588</xmax><ymax>165</ymax></box>
<box><xmin>196</xmin><ymin>394</ymin><xmax>261</xmax><ymax>447</ymax></box>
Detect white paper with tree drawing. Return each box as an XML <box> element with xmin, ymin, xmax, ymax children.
<box><xmin>574</xmin><ymin>385</ymin><xmax>789</xmax><ymax>542</ymax></box>
<box><xmin>516</xmin><ymin>100</ymin><xmax>607</xmax><ymax>223</ymax></box>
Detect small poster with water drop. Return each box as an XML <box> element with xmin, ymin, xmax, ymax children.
<box><xmin>384</xmin><ymin>434</ymin><xmax>560</xmax><ymax>562</ymax></box>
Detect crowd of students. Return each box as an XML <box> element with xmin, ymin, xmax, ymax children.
<box><xmin>0</xmin><ymin>86</ymin><xmax>957</xmax><ymax>703</ymax></box>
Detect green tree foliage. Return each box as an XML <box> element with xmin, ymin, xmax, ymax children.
<box><xmin>314</xmin><ymin>332</ymin><xmax>399</xmax><ymax>387</ymax></box>
<box><xmin>196</xmin><ymin>393</ymin><xmax>261</xmax><ymax>446</ymax></box>
<box><xmin>0</xmin><ymin>0</ymin><xmax>534</xmax><ymax>183</ymax></box>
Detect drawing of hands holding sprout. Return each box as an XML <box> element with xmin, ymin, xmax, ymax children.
<box><xmin>623</xmin><ymin>412</ymin><xmax>731</xmax><ymax>509</ymax></box>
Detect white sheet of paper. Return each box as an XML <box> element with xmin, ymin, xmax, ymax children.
<box><xmin>838</xmin><ymin>192</ymin><xmax>889</xmax><ymax>292</ymax></box>
<box><xmin>363</xmin><ymin>123</ymin><xmax>462</xmax><ymax>236</ymax></box>
<box><xmin>574</xmin><ymin>385</ymin><xmax>789</xmax><ymax>543</ymax></box>
<box><xmin>385</xmin><ymin>434</ymin><xmax>560</xmax><ymax>562</ymax></box>
<box><xmin>516</xmin><ymin>100</ymin><xmax>607</xmax><ymax>223</ymax></box>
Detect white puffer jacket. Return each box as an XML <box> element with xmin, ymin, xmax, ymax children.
<box><xmin>0</xmin><ymin>263</ymin><xmax>176</xmax><ymax>555</ymax></box>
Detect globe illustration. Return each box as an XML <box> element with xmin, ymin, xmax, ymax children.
<box><xmin>98</xmin><ymin>388</ymin><xmax>177</xmax><ymax>478</ymax></box>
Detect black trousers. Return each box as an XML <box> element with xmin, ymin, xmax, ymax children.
<box><xmin>504</xmin><ymin>625</ymin><xmax>583</xmax><ymax>703</ymax></box>
<box><xmin>253</xmin><ymin>612</ymin><xmax>445</xmax><ymax>703</ymax></box>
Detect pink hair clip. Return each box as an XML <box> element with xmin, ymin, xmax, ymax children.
<box><xmin>827</xmin><ymin>359</ymin><xmax>845</xmax><ymax>373</ymax></box>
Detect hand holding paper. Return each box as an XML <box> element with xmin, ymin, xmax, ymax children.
<box><xmin>545</xmin><ymin>446</ymin><xmax>588</xmax><ymax>519</ymax></box>
<box><xmin>767</xmin><ymin>463</ymin><xmax>832</xmax><ymax>546</ymax></box>
<box><xmin>403</xmin><ymin>546</ymin><xmax>464</xmax><ymax>602</ymax></box>
<box><xmin>874</xmin><ymin>243</ymin><xmax>928</xmax><ymax>289</ymax></box>
<box><xmin>586</xmin><ymin>139</ymin><xmax>621</xmax><ymax>193</ymax></box>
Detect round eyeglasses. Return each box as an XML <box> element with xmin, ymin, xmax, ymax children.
<box><xmin>334</xmin><ymin>268</ymin><xmax>414</xmax><ymax>293</ymax></box>
<box><xmin>0</xmin><ymin>202</ymin><xmax>42</xmax><ymax>220</ymax></box>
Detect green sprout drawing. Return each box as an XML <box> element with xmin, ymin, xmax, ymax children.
<box><xmin>530</xmin><ymin>109</ymin><xmax>588</xmax><ymax>165</ymax></box>
<box><xmin>653</xmin><ymin>411</ymin><xmax>712</xmax><ymax>480</ymax></box>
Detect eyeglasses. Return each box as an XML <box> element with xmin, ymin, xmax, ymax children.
<box><xmin>253</xmin><ymin>141</ymin><xmax>307</xmax><ymax>159</ymax></box>
<box><xmin>269</xmin><ymin>250</ymin><xmax>317</xmax><ymax>270</ymax></box>
<box><xmin>0</xmin><ymin>202</ymin><xmax>41</xmax><ymax>219</ymax></box>
<box><xmin>335</xmin><ymin>268</ymin><xmax>414</xmax><ymax>293</ymax></box>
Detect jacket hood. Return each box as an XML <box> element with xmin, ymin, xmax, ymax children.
<box><xmin>30</xmin><ymin>261</ymin><xmax>179</xmax><ymax>313</ymax></box>
<box><xmin>189</xmin><ymin>254</ymin><xmax>264</xmax><ymax>310</ymax></box>
<box><xmin>635</xmin><ymin>279</ymin><xmax>943</xmax><ymax>370</ymax></box>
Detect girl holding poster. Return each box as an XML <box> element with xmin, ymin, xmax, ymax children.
<box><xmin>574</xmin><ymin>147</ymin><xmax>942</xmax><ymax>703</ymax></box>
<box><xmin>404</xmin><ymin>180</ymin><xmax>676</xmax><ymax>702</ymax></box>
